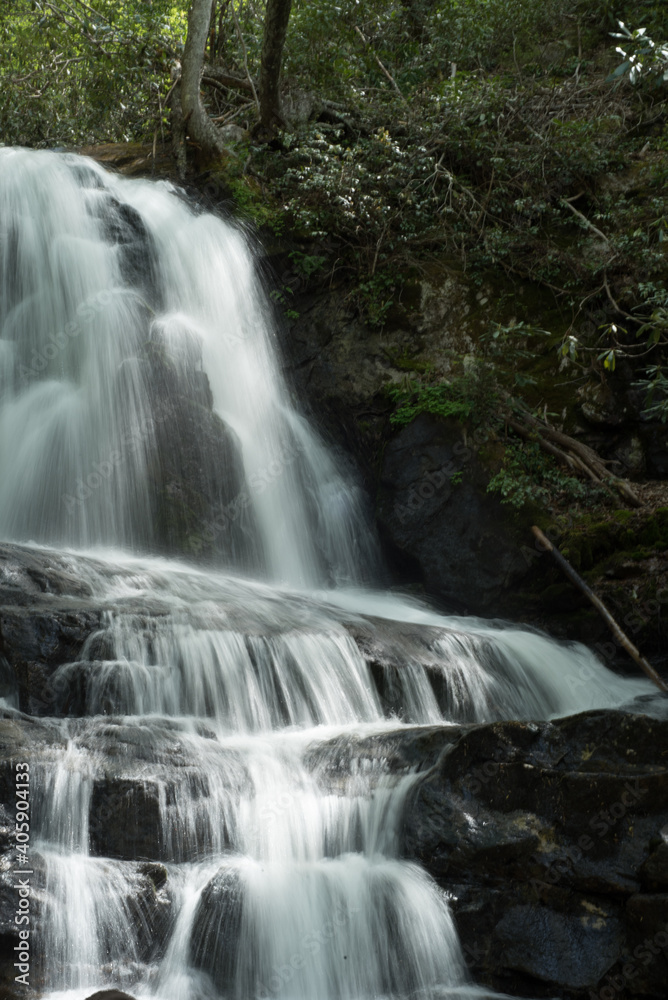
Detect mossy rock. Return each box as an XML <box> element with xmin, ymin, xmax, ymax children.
<box><xmin>561</xmin><ymin>509</ymin><xmax>668</xmax><ymax>573</ymax></box>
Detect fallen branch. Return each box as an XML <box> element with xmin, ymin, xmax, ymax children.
<box><xmin>531</xmin><ymin>526</ymin><xmax>668</xmax><ymax>693</ymax></box>
<box><xmin>202</xmin><ymin>65</ymin><xmax>255</xmax><ymax>92</ymax></box>
<box><xmin>508</xmin><ymin>400</ymin><xmax>641</xmax><ymax>508</ymax></box>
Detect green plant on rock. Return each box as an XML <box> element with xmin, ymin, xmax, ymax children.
<box><xmin>387</xmin><ymin>363</ymin><xmax>500</xmax><ymax>428</ymax></box>
<box><xmin>487</xmin><ymin>440</ymin><xmax>609</xmax><ymax>509</ymax></box>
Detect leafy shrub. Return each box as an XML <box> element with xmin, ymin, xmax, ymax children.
<box><xmin>488</xmin><ymin>440</ymin><xmax>609</xmax><ymax>508</ymax></box>
<box><xmin>387</xmin><ymin>364</ymin><xmax>500</xmax><ymax>428</ymax></box>
<box><xmin>0</xmin><ymin>0</ymin><xmax>187</xmax><ymax>147</ymax></box>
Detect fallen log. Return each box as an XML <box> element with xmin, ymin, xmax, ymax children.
<box><xmin>531</xmin><ymin>525</ymin><xmax>668</xmax><ymax>693</ymax></box>
<box><xmin>503</xmin><ymin>393</ymin><xmax>642</xmax><ymax>508</ymax></box>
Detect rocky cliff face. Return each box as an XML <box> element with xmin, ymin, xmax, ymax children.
<box><xmin>278</xmin><ymin>267</ymin><xmax>668</xmax><ymax>664</ymax></box>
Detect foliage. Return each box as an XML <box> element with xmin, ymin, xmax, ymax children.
<box><xmin>2</xmin><ymin>0</ymin><xmax>668</xmax><ymax>352</ymax></box>
<box><xmin>0</xmin><ymin>0</ymin><xmax>188</xmax><ymax>146</ymax></box>
<box><xmin>610</xmin><ymin>21</ymin><xmax>668</xmax><ymax>87</ymax></box>
<box><xmin>634</xmin><ymin>366</ymin><xmax>668</xmax><ymax>422</ymax></box>
<box><xmin>487</xmin><ymin>440</ymin><xmax>608</xmax><ymax>508</ymax></box>
<box><xmin>387</xmin><ymin>364</ymin><xmax>500</xmax><ymax>428</ymax></box>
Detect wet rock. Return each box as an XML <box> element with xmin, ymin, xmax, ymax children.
<box><xmin>495</xmin><ymin>899</ymin><xmax>623</xmax><ymax>989</ymax></box>
<box><xmin>0</xmin><ymin>847</ymin><xmax>47</xmax><ymax>998</ymax></box>
<box><xmin>0</xmin><ymin>543</ymin><xmax>94</xmax><ymax>602</ymax></box>
<box><xmin>639</xmin><ymin>827</ymin><xmax>668</xmax><ymax>890</ymax></box>
<box><xmin>139</xmin><ymin>862</ymin><xmax>169</xmax><ymax>891</ymax></box>
<box><xmin>305</xmin><ymin>724</ymin><xmax>460</xmax><ymax>794</ymax></box>
<box><xmin>90</xmin><ymin>778</ymin><xmax>163</xmax><ymax>862</ymax></box>
<box><xmin>623</xmin><ymin>894</ymin><xmax>668</xmax><ymax>996</ymax></box>
<box><xmin>84</xmin><ymin>992</ymin><xmax>138</xmax><ymax>1000</ymax></box>
<box><xmin>0</xmin><ymin>714</ymin><xmax>67</xmax><ymax>798</ymax></box>
<box><xmin>376</xmin><ymin>415</ymin><xmax>531</xmax><ymax>613</ymax></box>
<box><xmin>190</xmin><ymin>863</ymin><xmax>243</xmax><ymax>991</ymax></box>
<box><xmin>345</xmin><ymin>616</ymin><xmax>473</xmax><ymax>718</ymax></box>
<box><xmin>143</xmin><ymin>337</ymin><xmax>257</xmax><ymax>568</ymax></box>
<box><xmin>0</xmin><ymin>607</ymin><xmax>101</xmax><ymax>715</ymax></box>
<box><xmin>132</xmin><ymin>864</ymin><xmax>175</xmax><ymax>963</ymax></box>
<box><xmin>404</xmin><ymin>709</ymin><xmax>668</xmax><ymax>997</ymax></box>
<box><xmin>100</xmin><ymin>197</ymin><xmax>160</xmax><ymax>304</ymax></box>
<box><xmin>0</xmin><ymin>544</ymin><xmax>103</xmax><ymax>714</ymax></box>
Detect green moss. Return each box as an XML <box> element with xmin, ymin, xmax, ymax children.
<box><xmin>637</xmin><ymin>508</ymin><xmax>668</xmax><ymax>549</ymax></box>
<box><xmin>613</xmin><ymin>509</ymin><xmax>634</xmax><ymax>525</ymax></box>
<box><xmin>384</xmin><ymin>347</ymin><xmax>432</xmax><ymax>374</ymax></box>
<box><xmin>206</xmin><ymin>155</ymin><xmax>286</xmax><ymax>234</ymax></box>
<box><xmin>561</xmin><ymin>506</ymin><xmax>668</xmax><ymax>577</ymax></box>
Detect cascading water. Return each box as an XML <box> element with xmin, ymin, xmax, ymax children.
<box><xmin>0</xmin><ymin>148</ymin><xmax>657</xmax><ymax>1000</ymax></box>
<box><xmin>0</xmin><ymin>147</ymin><xmax>376</xmax><ymax>585</ymax></box>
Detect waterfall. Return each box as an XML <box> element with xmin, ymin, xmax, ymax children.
<box><xmin>0</xmin><ymin>147</ymin><xmax>376</xmax><ymax>587</ymax></box>
<box><xmin>0</xmin><ymin>148</ymin><xmax>655</xmax><ymax>1000</ymax></box>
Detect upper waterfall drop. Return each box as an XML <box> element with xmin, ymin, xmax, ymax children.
<box><xmin>0</xmin><ymin>147</ymin><xmax>376</xmax><ymax>588</ymax></box>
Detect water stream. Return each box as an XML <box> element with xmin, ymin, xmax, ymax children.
<box><xmin>0</xmin><ymin>148</ymin><xmax>654</xmax><ymax>1000</ymax></box>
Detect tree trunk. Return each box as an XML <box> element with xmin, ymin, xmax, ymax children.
<box><xmin>258</xmin><ymin>0</ymin><xmax>293</xmax><ymax>134</ymax></box>
<box><xmin>181</xmin><ymin>0</ymin><xmax>225</xmax><ymax>156</ymax></box>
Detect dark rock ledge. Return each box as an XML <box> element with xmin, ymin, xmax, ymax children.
<box><xmin>403</xmin><ymin>710</ymin><xmax>668</xmax><ymax>998</ymax></box>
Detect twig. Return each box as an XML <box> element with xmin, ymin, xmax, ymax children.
<box><xmin>561</xmin><ymin>197</ymin><xmax>610</xmax><ymax>246</ymax></box>
<box><xmin>354</xmin><ymin>26</ymin><xmax>406</xmax><ymax>101</ymax></box>
<box><xmin>603</xmin><ymin>271</ymin><xmax>636</xmax><ymax>322</ymax></box>
<box><xmin>212</xmin><ymin>101</ymin><xmax>253</xmax><ymax>124</ymax></box>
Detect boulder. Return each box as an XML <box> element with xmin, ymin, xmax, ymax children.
<box><xmin>403</xmin><ymin>710</ymin><xmax>668</xmax><ymax>997</ymax></box>
<box><xmin>89</xmin><ymin>778</ymin><xmax>163</xmax><ymax>862</ymax></box>
<box><xmin>376</xmin><ymin>415</ymin><xmax>531</xmax><ymax>613</ymax></box>
<box><xmin>141</xmin><ymin>335</ymin><xmax>256</xmax><ymax>567</ymax></box>
<box><xmin>190</xmin><ymin>863</ymin><xmax>243</xmax><ymax>991</ymax></box>
<box><xmin>84</xmin><ymin>992</ymin><xmax>138</xmax><ymax>1000</ymax></box>
<box><xmin>0</xmin><ymin>846</ymin><xmax>46</xmax><ymax>998</ymax></box>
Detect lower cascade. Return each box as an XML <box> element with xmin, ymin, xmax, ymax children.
<box><xmin>0</xmin><ymin>149</ymin><xmax>658</xmax><ymax>1000</ymax></box>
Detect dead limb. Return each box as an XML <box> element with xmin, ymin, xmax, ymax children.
<box><xmin>561</xmin><ymin>196</ymin><xmax>610</xmax><ymax>247</ymax></box>
<box><xmin>531</xmin><ymin>527</ymin><xmax>668</xmax><ymax>693</ymax></box>
<box><xmin>506</xmin><ymin>398</ymin><xmax>641</xmax><ymax>508</ymax></box>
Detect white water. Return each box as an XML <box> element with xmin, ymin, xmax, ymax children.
<box><xmin>0</xmin><ymin>147</ymin><xmax>375</xmax><ymax>586</ymax></box>
<box><xmin>0</xmin><ymin>149</ymin><xmax>657</xmax><ymax>1000</ymax></box>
